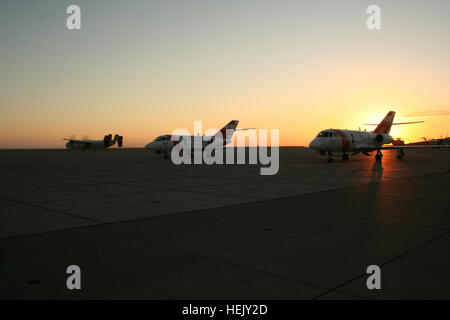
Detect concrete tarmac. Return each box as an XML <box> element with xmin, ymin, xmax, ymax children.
<box><xmin>0</xmin><ymin>147</ymin><xmax>449</xmax><ymax>299</ymax></box>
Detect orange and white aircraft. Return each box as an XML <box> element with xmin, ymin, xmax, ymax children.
<box><xmin>145</xmin><ymin>120</ymin><xmax>242</xmax><ymax>158</ymax></box>
<box><xmin>64</xmin><ymin>134</ymin><xmax>123</xmax><ymax>151</ymax></box>
<box><xmin>309</xmin><ymin>111</ymin><xmax>449</xmax><ymax>162</ymax></box>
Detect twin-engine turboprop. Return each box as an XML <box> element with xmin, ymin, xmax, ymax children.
<box><xmin>64</xmin><ymin>134</ymin><xmax>123</xmax><ymax>151</ymax></box>
<box><xmin>309</xmin><ymin>111</ymin><xmax>449</xmax><ymax>162</ymax></box>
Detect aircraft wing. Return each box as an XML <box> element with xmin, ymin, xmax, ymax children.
<box><xmin>63</xmin><ymin>138</ymin><xmax>93</xmax><ymax>145</ymax></box>
<box><xmin>380</xmin><ymin>145</ymin><xmax>450</xmax><ymax>150</ymax></box>
<box><xmin>355</xmin><ymin>144</ymin><xmax>450</xmax><ymax>152</ymax></box>
<box><xmin>355</xmin><ymin>145</ymin><xmax>378</xmax><ymax>152</ymax></box>
<box><xmin>364</xmin><ymin>121</ymin><xmax>424</xmax><ymax>125</ymax></box>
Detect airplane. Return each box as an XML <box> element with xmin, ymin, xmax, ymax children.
<box><xmin>309</xmin><ymin>111</ymin><xmax>450</xmax><ymax>162</ymax></box>
<box><xmin>145</xmin><ymin>120</ymin><xmax>248</xmax><ymax>158</ymax></box>
<box><xmin>64</xmin><ymin>134</ymin><xmax>123</xmax><ymax>151</ymax></box>
<box><xmin>422</xmin><ymin>136</ymin><xmax>450</xmax><ymax>146</ymax></box>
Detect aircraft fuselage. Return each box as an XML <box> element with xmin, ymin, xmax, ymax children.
<box><xmin>309</xmin><ymin>129</ymin><xmax>394</xmax><ymax>153</ymax></box>
<box><xmin>65</xmin><ymin>140</ymin><xmax>109</xmax><ymax>151</ymax></box>
<box><xmin>145</xmin><ymin>135</ymin><xmax>230</xmax><ymax>153</ymax></box>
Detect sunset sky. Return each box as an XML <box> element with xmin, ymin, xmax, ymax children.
<box><xmin>1</xmin><ymin>0</ymin><xmax>449</xmax><ymax>148</ymax></box>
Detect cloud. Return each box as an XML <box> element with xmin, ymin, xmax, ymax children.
<box><xmin>406</xmin><ymin>110</ymin><xmax>450</xmax><ymax>118</ymax></box>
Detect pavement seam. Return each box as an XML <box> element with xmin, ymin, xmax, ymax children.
<box><xmin>0</xmin><ymin>196</ymin><xmax>104</xmax><ymax>224</ymax></box>
<box><xmin>100</xmin><ymin>226</ymin><xmax>336</xmax><ymax>295</ymax></box>
<box><xmin>1</xmin><ymin>170</ymin><xmax>448</xmax><ymax>240</ymax></box>
<box><xmin>312</xmin><ymin>229</ymin><xmax>450</xmax><ymax>300</ymax></box>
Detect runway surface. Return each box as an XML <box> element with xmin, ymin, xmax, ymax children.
<box><xmin>1</xmin><ymin>147</ymin><xmax>449</xmax><ymax>299</ymax></box>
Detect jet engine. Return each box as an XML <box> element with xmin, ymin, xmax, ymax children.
<box><xmin>375</xmin><ymin>134</ymin><xmax>384</xmax><ymax>144</ymax></box>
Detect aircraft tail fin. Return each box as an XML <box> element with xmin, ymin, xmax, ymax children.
<box><xmin>103</xmin><ymin>134</ymin><xmax>113</xmax><ymax>147</ymax></box>
<box><xmin>373</xmin><ymin>111</ymin><xmax>395</xmax><ymax>134</ymax></box>
<box><xmin>113</xmin><ymin>134</ymin><xmax>123</xmax><ymax>147</ymax></box>
<box><xmin>214</xmin><ymin>120</ymin><xmax>239</xmax><ymax>141</ymax></box>
<box><xmin>104</xmin><ymin>134</ymin><xmax>123</xmax><ymax>147</ymax></box>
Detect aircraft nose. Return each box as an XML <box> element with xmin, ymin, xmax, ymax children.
<box><xmin>309</xmin><ymin>138</ymin><xmax>319</xmax><ymax>150</ymax></box>
<box><xmin>146</xmin><ymin>141</ymin><xmax>156</xmax><ymax>150</ymax></box>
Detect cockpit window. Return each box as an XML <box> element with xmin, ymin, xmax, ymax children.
<box><xmin>156</xmin><ymin>135</ymin><xmax>171</xmax><ymax>141</ymax></box>
<box><xmin>317</xmin><ymin>131</ymin><xmax>336</xmax><ymax>138</ymax></box>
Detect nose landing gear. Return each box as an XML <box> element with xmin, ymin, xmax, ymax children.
<box><xmin>327</xmin><ymin>152</ymin><xmax>333</xmax><ymax>162</ymax></box>
<box><xmin>375</xmin><ymin>149</ymin><xmax>383</xmax><ymax>161</ymax></box>
<box><xmin>396</xmin><ymin>148</ymin><xmax>404</xmax><ymax>159</ymax></box>
<box><xmin>342</xmin><ymin>153</ymin><xmax>349</xmax><ymax>161</ymax></box>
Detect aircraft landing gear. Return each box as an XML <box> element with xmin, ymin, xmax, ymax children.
<box><xmin>396</xmin><ymin>148</ymin><xmax>404</xmax><ymax>159</ymax></box>
<box><xmin>327</xmin><ymin>152</ymin><xmax>333</xmax><ymax>162</ymax></box>
<box><xmin>375</xmin><ymin>149</ymin><xmax>383</xmax><ymax>161</ymax></box>
<box><xmin>342</xmin><ymin>153</ymin><xmax>349</xmax><ymax>161</ymax></box>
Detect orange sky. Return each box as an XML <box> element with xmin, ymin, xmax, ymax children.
<box><xmin>0</xmin><ymin>1</ymin><xmax>449</xmax><ymax>148</ymax></box>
